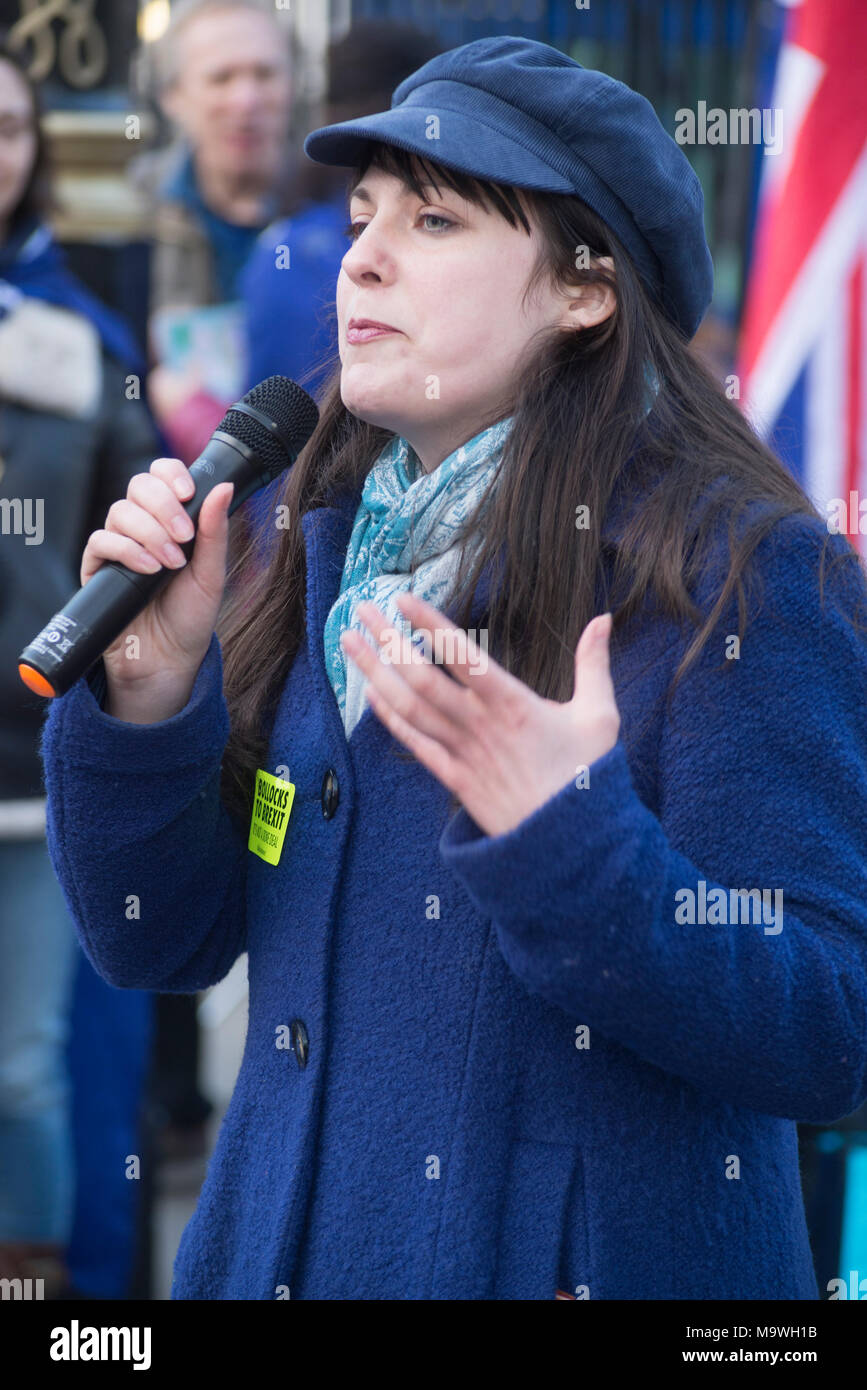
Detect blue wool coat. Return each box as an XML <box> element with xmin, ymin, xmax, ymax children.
<box><xmin>40</xmin><ymin>491</ymin><xmax>867</xmax><ymax>1300</ymax></box>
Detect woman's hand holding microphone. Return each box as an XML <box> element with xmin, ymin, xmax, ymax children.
<box><xmin>81</xmin><ymin>458</ymin><xmax>234</xmax><ymax>723</ymax></box>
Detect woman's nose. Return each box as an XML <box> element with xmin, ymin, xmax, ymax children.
<box><xmin>343</xmin><ymin>210</ymin><xmax>406</xmax><ymax>280</ymax></box>
<box><xmin>342</xmin><ymin>231</ymin><xmax>392</xmax><ymax>284</ymax></box>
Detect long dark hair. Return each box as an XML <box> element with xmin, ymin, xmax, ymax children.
<box><xmin>216</xmin><ymin>139</ymin><xmax>866</xmax><ymax>828</ymax></box>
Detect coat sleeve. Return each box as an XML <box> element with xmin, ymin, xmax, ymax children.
<box><xmin>438</xmin><ymin>516</ymin><xmax>867</xmax><ymax>1124</ymax></box>
<box><xmin>39</xmin><ymin>631</ymin><xmax>248</xmax><ymax>992</ymax></box>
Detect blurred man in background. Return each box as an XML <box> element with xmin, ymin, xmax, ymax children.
<box><xmin>132</xmin><ymin>0</ymin><xmax>294</xmax><ymax>462</ymax></box>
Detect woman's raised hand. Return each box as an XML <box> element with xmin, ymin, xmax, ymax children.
<box><xmin>340</xmin><ymin>592</ymin><xmax>621</xmax><ymax>838</ymax></box>
<box><xmin>80</xmin><ymin>458</ymin><xmax>234</xmax><ymax>723</ymax></box>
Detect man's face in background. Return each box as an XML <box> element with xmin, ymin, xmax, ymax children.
<box><xmin>160</xmin><ymin>6</ymin><xmax>293</xmax><ymax>183</ymax></box>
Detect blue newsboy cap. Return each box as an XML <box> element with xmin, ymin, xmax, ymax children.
<box><xmin>304</xmin><ymin>35</ymin><xmax>714</xmax><ymax>340</ymax></box>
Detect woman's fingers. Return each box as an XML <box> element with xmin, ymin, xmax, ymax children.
<box><xmin>341</xmin><ymin>627</ymin><xmax>464</xmax><ymax>789</ymax></box>
<box><xmin>83</xmin><ymin>477</ymin><xmax>233</xmax><ymax>604</ymax></box>
<box><xmin>356</xmin><ymin>598</ymin><xmax>491</xmax><ymax>726</ymax></box>
<box><xmin>81</xmin><ymin>528</ymin><xmax>163</xmax><ymax>585</ymax></box>
<box><xmin>124</xmin><ymin>470</ymin><xmax>196</xmax><ymax>547</ymax></box>
<box><xmin>104</xmin><ymin>496</ymin><xmax>189</xmax><ymax>570</ymax></box>
<box><xmin>392</xmin><ymin>591</ymin><xmax>522</xmax><ymax>706</ymax></box>
<box><xmin>148</xmin><ymin>456</ymin><xmax>196</xmax><ymax>502</ymax></box>
<box><xmin>341</xmin><ymin>617</ymin><xmax>469</xmax><ymax>753</ymax></box>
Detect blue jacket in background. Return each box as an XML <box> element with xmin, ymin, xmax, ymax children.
<box><xmin>239</xmin><ymin>191</ymin><xmax>348</xmax><ymax>539</ymax></box>
<box><xmin>39</xmin><ymin>497</ymin><xmax>867</xmax><ymax>1299</ymax></box>
<box><xmin>241</xmin><ymin>190</ymin><xmax>347</xmax><ymax>396</ymax></box>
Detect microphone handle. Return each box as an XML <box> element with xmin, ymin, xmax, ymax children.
<box><xmin>19</xmin><ymin>435</ymin><xmax>274</xmax><ymax>698</ymax></box>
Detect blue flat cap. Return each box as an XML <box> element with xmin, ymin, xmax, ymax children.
<box><xmin>304</xmin><ymin>35</ymin><xmax>713</xmax><ymax>340</ymax></box>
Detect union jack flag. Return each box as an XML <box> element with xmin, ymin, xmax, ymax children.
<box><xmin>737</xmin><ymin>0</ymin><xmax>867</xmax><ymax>554</ymax></box>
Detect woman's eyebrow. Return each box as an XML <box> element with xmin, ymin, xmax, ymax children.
<box><xmin>349</xmin><ymin>181</ymin><xmax>444</xmax><ymax>206</ymax></box>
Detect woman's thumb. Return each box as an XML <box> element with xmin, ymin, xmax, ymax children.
<box><xmin>573</xmin><ymin>612</ymin><xmax>616</xmax><ymax>708</ymax></box>
<box><xmin>188</xmin><ymin>481</ymin><xmax>234</xmax><ymax>596</ymax></box>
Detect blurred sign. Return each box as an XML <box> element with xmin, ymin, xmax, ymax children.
<box><xmin>151</xmin><ymin>301</ymin><xmax>247</xmax><ymax>403</ymax></box>
<box><xmin>0</xmin><ymin>0</ymin><xmax>138</xmax><ymax>95</ymax></box>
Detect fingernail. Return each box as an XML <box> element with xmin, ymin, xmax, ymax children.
<box><xmin>170</xmin><ymin>514</ymin><xmax>195</xmax><ymax>541</ymax></box>
<box><xmin>162</xmin><ymin>541</ymin><xmax>186</xmax><ymax>566</ymax></box>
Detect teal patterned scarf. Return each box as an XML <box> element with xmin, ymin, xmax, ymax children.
<box><xmin>324</xmin><ymin>416</ymin><xmax>514</xmax><ymax>738</ymax></box>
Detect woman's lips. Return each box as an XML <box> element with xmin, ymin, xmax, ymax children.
<box><xmin>346</xmin><ymin>325</ymin><xmax>399</xmax><ymax>343</ymax></box>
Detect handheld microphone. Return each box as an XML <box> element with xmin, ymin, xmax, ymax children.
<box><xmin>18</xmin><ymin>375</ymin><xmax>319</xmax><ymax>699</ymax></box>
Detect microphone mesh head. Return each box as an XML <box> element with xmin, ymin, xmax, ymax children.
<box><xmin>218</xmin><ymin>376</ymin><xmax>320</xmax><ymax>480</ymax></box>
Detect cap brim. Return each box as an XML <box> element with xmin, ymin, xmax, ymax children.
<box><xmin>303</xmin><ymin>107</ymin><xmax>574</xmax><ymax>193</ymax></box>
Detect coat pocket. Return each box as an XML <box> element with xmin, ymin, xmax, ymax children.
<box><xmin>493</xmin><ymin>1139</ymin><xmax>588</xmax><ymax>1300</ymax></box>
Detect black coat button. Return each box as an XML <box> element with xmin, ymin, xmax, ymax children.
<box><xmin>289</xmin><ymin>1019</ymin><xmax>309</xmax><ymax>1069</ymax></box>
<box><xmin>320</xmin><ymin>767</ymin><xmax>339</xmax><ymax>818</ymax></box>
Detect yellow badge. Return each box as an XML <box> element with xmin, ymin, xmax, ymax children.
<box><xmin>248</xmin><ymin>768</ymin><xmax>295</xmax><ymax>865</ymax></box>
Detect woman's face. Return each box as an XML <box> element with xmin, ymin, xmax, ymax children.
<box><xmin>336</xmin><ymin>162</ymin><xmax>603</xmax><ymax>472</ymax></box>
<box><xmin>0</xmin><ymin>61</ymin><xmax>37</xmax><ymax>227</ymax></box>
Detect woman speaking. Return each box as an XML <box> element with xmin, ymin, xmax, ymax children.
<box><xmin>40</xmin><ymin>36</ymin><xmax>867</xmax><ymax>1300</ymax></box>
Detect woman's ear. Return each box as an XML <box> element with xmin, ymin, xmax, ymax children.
<box><xmin>560</xmin><ymin>255</ymin><xmax>616</xmax><ymax>330</ymax></box>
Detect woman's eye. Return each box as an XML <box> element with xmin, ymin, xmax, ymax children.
<box><xmin>343</xmin><ymin>213</ymin><xmax>455</xmax><ymax>241</ymax></box>
<box><xmin>419</xmin><ymin>213</ymin><xmax>454</xmax><ymax>232</ymax></box>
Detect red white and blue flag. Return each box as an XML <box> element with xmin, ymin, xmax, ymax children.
<box><xmin>737</xmin><ymin>0</ymin><xmax>867</xmax><ymax>553</ymax></box>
